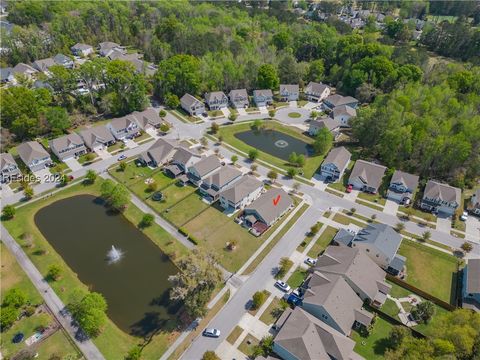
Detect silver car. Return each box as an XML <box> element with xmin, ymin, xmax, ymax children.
<box><xmin>203</xmin><ymin>328</ymin><xmax>221</xmax><ymax>338</ymax></box>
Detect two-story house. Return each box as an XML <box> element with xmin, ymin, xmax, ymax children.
<box><xmin>70</xmin><ymin>43</ymin><xmax>94</xmax><ymax>57</ymax></box>
<box><xmin>1</xmin><ymin>63</ymin><xmax>38</xmax><ymax>85</ymax></box>
<box><xmin>420</xmin><ymin>180</ymin><xmax>461</xmax><ymax>216</ymax></box>
<box><xmin>187</xmin><ymin>155</ymin><xmax>222</xmax><ymax>186</ymax></box>
<box><xmin>32</xmin><ymin>57</ymin><xmax>56</xmax><ymax>74</ymax></box>
<box><xmin>199</xmin><ymin>165</ymin><xmax>243</xmax><ymax>202</ymax></box>
<box><xmin>320</xmin><ymin>146</ymin><xmax>351</xmax><ymax>182</ymax></box>
<box><xmin>53</xmin><ymin>54</ymin><xmax>74</xmax><ymax>69</ymax></box>
<box><xmin>132</xmin><ymin>108</ymin><xmax>163</xmax><ymax>131</ymax></box>
<box><xmin>107</xmin><ymin>115</ymin><xmax>140</xmax><ymax>140</ymax></box>
<box><xmin>348</xmin><ymin>160</ymin><xmax>386</xmax><ymax>194</ymax></box>
<box><xmin>279</xmin><ymin>84</ymin><xmax>299</xmax><ymax>101</ymax></box>
<box><xmin>469</xmin><ymin>189</ymin><xmax>480</xmax><ymax>216</ymax></box>
<box><xmin>180</xmin><ymin>93</ymin><xmax>205</xmax><ymax>116</ymax></box>
<box><xmin>462</xmin><ymin>258</ymin><xmax>480</xmax><ymax>312</ymax></box>
<box><xmin>49</xmin><ymin>133</ymin><xmax>87</xmax><ymax>161</ymax></box>
<box><xmin>386</xmin><ymin>170</ymin><xmax>419</xmax><ymax>204</ymax></box>
<box><xmin>304</xmin><ymin>82</ymin><xmax>331</xmax><ymax>102</ymax></box>
<box><xmin>323</xmin><ymin>94</ymin><xmax>359</xmax><ymax>110</ymax></box>
<box><xmin>253</xmin><ymin>89</ymin><xmax>273</xmax><ymax>107</ymax></box>
<box><xmin>308</xmin><ymin>117</ymin><xmax>341</xmax><ymax>138</ymax></box>
<box><xmin>204</xmin><ymin>91</ymin><xmax>228</xmax><ymax>110</ymax></box>
<box><xmin>331</xmin><ymin>105</ymin><xmax>357</xmax><ymax>127</ymax></box>
<box><xmin>165</xmin><ymin>147</ymin><xmax>202</xmax><ymax>178</ymax></box>
<box><xmin>0</xmin><ymin>153</ymin><xmax>21</xmax><ymax>183</ymax></box>
<box><xmin>98</xmin><ymin>41</ymin><xmax>125</xmax><ymax>57</ymax></box>
<box><xmin>79</xmin><ymin>125</ymin><xmax>116</xmax><ymax>152</ymax></box>
<box><xmin>228</xmin><ymin>89</ymin><xmax>249</xmax><ymax>109</ymax></box>
<box><xmin>138</xmin><ymin>138</ymin><xmax>178</xmax><ymax>168</ymax></box>
<box><xmin>17</xmin><ymin>141</ymin><xmax>52</xmax><ymax>172</ymax></box>
<box><xmin>219</xmin><ymin>175</ymin><xmax>263</xmax><ymax>211</ymax></box>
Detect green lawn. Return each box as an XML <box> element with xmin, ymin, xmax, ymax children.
<box><xmin>287</xmin><ymin>112</ymin><xmax>301</xmax><ymax>118</ymax></box>
<box><xmin>297</xmin><ymin>233</ymin><xmax>315</xmax><ymax>252</ymax></box>
<box><xmin>355</xmin><ymin>198</ymin><xmax>384</xmax><ymax>211</ymax></box>
<box><xmin>307</xmin><ymin>226</ymin><xmax>337</xmax><ymax>258</ymax></box>
<box><xmin>357</xmin><ymin>192</ymin><xmax>386</xmax><ymax>206</ymax></box>
<box><xmin>286</xmin><ymin>267</ymin><xmax>308</xmax><ymax>288</ymax></box>
<box><xmin>77</xmin><ymin>152</ymin><xmax>98</xmax><ymax>165</ymax></box>
<box><xmin>107</xmin><ymin>142</ymin><xmax>124</xmax><ymax>153</ymax></box>
<box><xmin>332</xmin><ymin>213</ymin><xmax>365</xmax><ymax>228</ymax></box>
<box><xmin>145</xmin><ymin>182</ymin><xmax>197</xmax><ymax>213</ymax></box>
<box><xmin>238</xmin><ymin>333</ymin><xmax>260</xmax><ymax>358</ymax></box>
<box><xmin>398</xmin><ymin>241</ymin><xmax>459</xmax><ymax>303</ymax></box>
<box><xmin>134</xmin><ymin>132</ymin><xmax>152</xmax><ymax>143</ymax></box>
<box><xmin>217</xmin><ymin>120</ymin><xmax>325</xmax><ymax>179</ymax></box>
<box><xmin>352</xmin><ymin>317</ymin><xmax>396</xmax><ymax>360</ymax></box>
<box><xmin>163</xmin><ymin>190</ymin><xmax>210</xmax><ymax>227</ymax></box>
<box><xmin>259</xmin><ymin>297</ymin><xmax>283</xmax><ymax>325</ymax></box>
<box><xmin>226</xmin><ymin>326</ymin><xmax>244</xmax><ymax>345</ymax></box>
<box><xmin>109</xmin><ymin>162</ymin><xmax>156</xmax><ymax>186</ymax></box>
<box><xmin>398</xmin><ymin>206</ymin><xmax>435</xmax><ymax>222</ymax></box>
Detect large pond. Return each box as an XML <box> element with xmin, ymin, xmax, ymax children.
<box><xmin>34</xmin><ymin>194</ymin><xmax>180</xmax><ymax>337</ymax></box>
<box><xmin>235</xmin><ymin>129</ymin><xmax>312</xmax><ymax>161</ymax></box>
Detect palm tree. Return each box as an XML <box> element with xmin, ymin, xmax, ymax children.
<box><xmin>421</xmin><ymin>231</ymin><xmax>431</xmax><ymax>242</ymax></box>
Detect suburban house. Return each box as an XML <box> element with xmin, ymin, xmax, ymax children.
<box><xmin>331</xmin><ymin>105</ymin><xmax>357</xmax><ymax>127</ymax></box>
<box><xmin>420</xmin><ymin>180</ymin><xmax>461</xmax><ymax>216</ymax></box>
<box><xmin>219</xmin><ymin>175</ymin><xmax>263</xmax><ymax>211</ymax></box>
<box><xmin>0</xmin><ymin>67</ymin><xmax>15</xmax><ymax>84</ymax></box>
<box><xmin>469</xmin><ymin>189</ymin><xmax>480</xmax><ymax>216</ymax></box>
<box><xmin>308</xmin><ymin>117</ymin><xmax>341</xmax><ymax>138</ymax></box>
<box><xmin>204</xmin><ymin>91</ymin><xmax>228</xmax><ymax>110</ymax></box>
<box><xmin>49</xmin><ymin>133</ymin><xmax>87</xmax><ymax>161</ymax></box>
<box><xmin>32</xmin><ymin>57</ymin><xmax>56</xmax><ymax>74</ymax></box>
<box><xmin>314</xmin><ymin>245</ymin><xmax>391</xmax><ymax>307</ymax></box>
<box><xmin>1</xmin><ymin>63</ymin><xmax>38</xmax><ymax>84</ymax></box>
<box><xmin>53</xmin><ymin>53</ymin><xmax>74</xmax><ymax>68</ymax></box>
<box><xmin>332</xmin><ymin>228</ymin><xmax>356</xmax><ymax>247</ymax></box>
<box><xmin>320</xmin><ymin>146</ymin><xmax>351</xmax><ymax>182</ymax></box>
<box><xmin>243</xmin><ymin>188</ymin><xmax>293</xmax><ymax>235</ymax></box>
<box><xmin>462</xmin><ymin>258</ymin><xmax>480</xmax><ymax>312</ymax></box>
<box><xmin>79</xmin><ymin>125</ymin><xmax>116</xmax><ymax>151</ymax></box>
<box><xmin>180</xmin><ymin>93</ymin><xmax>205</xmax><ymax>116</ymax></box>
<box><xmin>301</xmin><ymin>271</ymin><xmax>373</xmax><ymax>335</ymax></box>
<box><xmin>304</xmin><ymin>82</ymin><xmax>331</xmax><ymax>102</ymax></box>
<box><xmin>70</xmin><ymin>43</ymin><xmax>94</xmax><ymax>57</ymax></box>
<box><xmin>324</xmin><ymin>94</ymin><xmax>359</xmax><ymax>110</ymax></box>
<box><xmin>187</xmin><ymin>154</ymin><xmax>222</xmax><ymax>186</ymax></box>
<box><xmin>352</xmin><ymin>224</ymin><xmax>405</xmax><ymax>275</ymax></box>
<box><xmin>98</xmin><ymin>41</ymin><xmax>125</xmax><ymax>57</ymax></box>
<box><xmin>17</xmin><ymin>141</ymin><xmax>52</xmax><ymax>172</ymax></box>
<box><xmin>165</xmin><ymin>147</ymin><xmax>202</xmax><ymax>178</ymax></box>
<box><xmin>0</xmin><ymin>153</ymin><xmax>21</xmax><ymax>183</ymax></box>
<box><xmin>199</xmin><ymin>165</ymin><xmax>243</xmax><ymax>202</ymax></box>
<box><xmin>138</xmin><ymin>138</ymin><xmax>178</xmax><ymax>167</ymax></box>
<box><xmin>107</xmin><ymin>115</ymin><xmax>140</xmax><ymax>140</ymax></box>
<box><xmin>228</xmin><ymin>89</ymin><xmax>249</xmax><ymax>108</ymax></box>
<box><xmin>253</xmin><ymin>89</ymin><xmax>273</xmax><ymax>107</ymax></box>
<box><xmin>273</xmin><ymin>307</ymin><xmax>364</xmax><ymax>360</ymax></box>
<box><xmin>348</xmin><ymin>160</ymin><xmax>386</xmax><ymax>194</ymax></box>
<box><xmin>386</xmin><ymin>170</ymin><xmax>419</xmax><ymax>203</ymax></box>
<box><xmin>279</xmin><ymin>84</ymin><xmax>299</xmax><ymax>101</ymax></box>
<box><xmin>132</xmin><ymin>108</ymin><xmax>163</xmax><ymax>130</ymax></box>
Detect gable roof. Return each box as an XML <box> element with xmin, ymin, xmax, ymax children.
<box><xmin>275</xmin><ymin>307</ymin><xmax>362</xmax><ymax>360</ymax></box>
<box><xmin>189</xmin><ymin>155</ymin><xmax>221</xmax><ymax>177</ymax></box>
<box><xmin>220</xmin><ymin>175</ymin><xmax>263</xmax><ymax>203</ymax></box>
<box><xmin>205</xmin><ymin>165</ymin><xmax>242</xmax><ymax>188</ymax></box>
<box><xmin>466</xmin><ymin>258</ymin><xmax>480</xmax><ymax>294</ymax></box>
<box><xmin>181</xmin><ymin>93</ymin><xmax>203</xmax><ymax>107</ymax></box>
<box><xmin>333</xmin><ymin>105</ymin><xmax>357</xmax><ymax>118</ymax></box>
<box><xmin>171</xmin><ymin>146</ymin><xmax>201</xmax><ymax>165</ymax></box>
<box><xmin>108</xmin><ymin>115</ymin><xmax>138</xmax><ymax>131</ymax></box>
<box><xmin>0</xmin><ymin>152</ymin><xmax>17</xmax><ymax>169</ymax></box>
<box><xmin>311</xmin><ymin>117</ymin><xmax>341</xmax><ymax>132</ymax></box>
<box><xmin>32</xmin><ymin>57</ymin><xmax>55</xmax><ymax>72</ymax></box>
<box><xmin>353</xmin><ymin>223</ymin><xmax>403</xmax><ymax>263</ymax></box>
<box><xmin>305</xmin><ymin>81</ymin><xmax>330</xmax><ymax>95</ymax></box>
<box><xmin>144</xmin><ymin>138</ymin><xmax>178</xmax><ymax>165</ymax></box>
<box><xmin>71</xmin><ymin>43</ymin><xmax>93</xmax><ymax>51</ymax></box>
<box><xmin>349</xmin><ymin>160</ymin><xmax>386</xmax><ymax>190</ymax></box>
<box><xmin>132</xmin><ymin>108</ymin><xmax>162</xmax><ymax>128</ymax></box>
<box><xmin>245</xmin><ymin>188</ymin><xmax>293</xmax><ymax>225</ymax></box>
<box><xmin>323</xmin><ymin>146</ymin><xmax>351</xmax><ymax>171</ymax></box>
<box><xmin>228</xmin><ymin>89</ymin><xmax>248</xmax><ymax>99</ymax></box>
<box><xmin>17</xmin><ymin>141</ymin><xmax>50</xmax><ymax>164</ymax></box>
<box><xmin>253</xmin><ymin>89</ymin><xmax>273</xmax><ymax>98</ymax></box>
<box><xmin>325</xmin><ymin>94</ymin><xmax>358</xmax><ymax>107</ymax></box>
<box><xmin>53</xmin><ymin>53</ymin><xmax>72</xmax><ymax>65</ymax></box>
<box><xmin>79</xmin><ymin>125</ymin><xmax>115</xmax><ymax>148</ymax></box>
<box><xmin>333</xmin><ymin>228</ymin><xmax>355</xmax><ymax>247</ymax></box>
<box><xmin>280</xmin><ymin>84</ymin><xmax>299</xmax><ymax>93</ymax></box>
<box><xmin>49</xmin><ymin>133</ymin><xmax>84</xmax><ymax>152</ymax></box>
<box><xmin>423</xmin><ymin>180</ymin><xmax>461</xmax><ymax>204</ymax></box>
<box><xmin>12</xmin><ymin>63</ymin><xmax>37</xmax><ymax>76</ymax></box>
<box><xmin>205</xmin><ymin>91</ymin><xmax>227</xmax><ymax>103</ymax></box>
<box><xmin>390</xmin><ymin>170</ymin><xmax>419</xmax><ymax>192</ymax></box>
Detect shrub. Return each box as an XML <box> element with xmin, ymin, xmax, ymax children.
<box><xmin>178</xmin><ymin>227</ymin><xmax>189</xmax><ymax>237</ymax></box>
<box><xmin>275</xmin><ymin>257</ymin><xmax>293</xmax><ymax>279</ymax></box>
<box><xmin>140</xmin><ymin>213</ymin><xmax>155</xmax><ymax>227</ymax></box>
<box><xmin>160</xmin><ymin>122</ymin><xmax>170</xmax><ymax>133</ymax></box>
<box><xmin>2</xmin><ymin>204</ymin><xmax>15</xmax><ymax>219</ymax></box>
<box><xmin>159</xmin><ymin>110</ymin><xmax>167</xmax><ymax>117</ymax></box>
<box><xmin>188</xmin><ymin>235</ymin><xmax>199</xmax><ymax>245</ymax></box>
<box><xmin>47</xmin><ymin>265</ymin><xmax>62</xmax><ymax>281</ymax></box>
<box><xmin>252</xmin><ymin>291</ymin><xmax>267</xmax><ymax>310</ymax></box>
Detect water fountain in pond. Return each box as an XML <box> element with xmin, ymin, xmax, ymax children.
<box><xmin>107</xmin><ymin>245</ymin><xmax>123</xmax><ymax>264</ymax></box>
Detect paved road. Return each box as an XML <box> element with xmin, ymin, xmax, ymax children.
<box><xmin>1</xmin><ymin>224</ymin><xmax>105</xmax><ymax>360</ymax></box>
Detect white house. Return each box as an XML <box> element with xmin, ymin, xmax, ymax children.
<box><xmin>219</xmin><ymin>175</ymin><xmax>263</xmax><ymax>210</ymax></box>
<box><xmin>304</xmin><ymin>82</ymin><xmax>331</xmax><ymax>102</ymax></box>
<box><xmin>320</xmin><ymin>147</ymin><xmax>351</xmax><ymax>182</ymax></box>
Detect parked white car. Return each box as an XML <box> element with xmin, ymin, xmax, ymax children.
<box><xmin>202</xmin><ymin>328</ymin><xmax>221</xmax><ymax>338</ymax></box>
<box><xmin>460</xmin><ymin>211</ymin><xmax>468</xmax><ymax>221</ymax></box>
<box><xmin>275</xmin><ymin>280</ymin><xmax>291</xmax><ymax>292</ymax></box>
<box><xmin>304</xmin><ymin>257</ymin><xmax>317</xmax><ymax>266</ymax></box>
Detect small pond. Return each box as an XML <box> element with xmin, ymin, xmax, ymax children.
<box><xmin>34</xmin><ymin>194</ymin><xmax>180</xmax><ymax>337</ymax></box>
<box><xmin>235</xmin><ymin>129</ymin><xmax>312</xmax><ymax>161</ymax></box>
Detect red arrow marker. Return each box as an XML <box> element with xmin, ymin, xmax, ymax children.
<box><xmin>273</xmin><ymin>194</ymin><xmax>281</xmax><ymax>206</ymax></box>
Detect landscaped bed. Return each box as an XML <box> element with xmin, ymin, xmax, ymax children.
<box><xmin>287</xmin><ymin>111</ymin><xmax>302</xmax><ymax>118</ymax></box>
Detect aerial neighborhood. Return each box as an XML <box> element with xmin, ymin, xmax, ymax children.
<box><xmin>0</xmin><ymin>2</ymin><xmax>479</xmax><ymax>360</ymax></box>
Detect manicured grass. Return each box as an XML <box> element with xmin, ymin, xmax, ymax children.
<box><xmin>107</xmin><ymin>142</ymin><xmax>124</xmax><ymax>153</ymax></box>
<box><xmin>357</xmin><ymin>192</ymin><xmax>386</xmax><ymax>206</ymax></box>
<box><xmin>297</xmin><ymin>233</ymin><xmax>315</xmax><ymax>252</ymax></box>
<box><xmin>238</xmin><ymin>333</ymin><xmax>260</xmax><ymax>358</ymax></box>
<box><xmin>398</xmin><ymin>206</ymin><xmax>435</xmax><ymax>222</ymax></box>
<box><xmin>325</xmin><ymin>187</ymin><xmax>344</xmax><ymax>197</ymax></box>
<box><xmin>226</xmin><ymin>326</ymin><xmax>244</xmax><ymax>345</ymax></box>
<box><xmin>452</xmin><ymin>218</ymin><xmax>466</xmax><ymax>232</ymax></box>
<box><xmin>287</xmin><ymin>111</ymin><xmax>301</xmax><ymax>118</ymax></box>
<box><xmin>381</xmin><ymin>298</ymin><xmax>400</xmax><ymax>318</ymax></box>
<box><xmin>134</xmin><ymin>132</ymin><xmax>152</xmax><ymax>143</ymax></box>
<box><xmin>77</xmin><ymin>152</ymin><xmax>98</xmax><ymax>165</ymax></box>
<box><xmin>36</xmin><ymin>331</ymin><xmax>83</xmax><ymax>360</ymax></box>
<box><xmin>352</xmin><ymin>317</ymin><xmax>396</xmax><ymax>360</ymax></box>
<box><xmin>129</xmin><ymin>170</ymin><xmax>176</xmax><ymax>198</ymax></box>
<box><xmin>163</xmin><ymin>191</ymin><xmax>210</xmax><ymax>227</ymax></box>
<box><xmin>145</xmin><ymin>183</ymin><xmax>197</xmax><ymax>213</ymax></box>
<box><xmin>355</xmin><ymin>198</ymin><xmax>384</xmax><ymax>211</ymax></box>
<box><xmin>386</xmin><ymin>280</ymin><xmax>411</xmax><ymax>299</ymax></box>
<box><xmin>259</xmin><ymin>297</ymin><xmax>282</xmax><ymax>325</ymax></box>
<box><xmin>286</xmin><ymin>267</ymin><xmax>308</xmax><ymax>288</ymax></box>
<box><xmin>217</xmin><ymin>121</ymin><xmax>325</xmax><ymax>179</ymax></box>
<box><xmin>398</xmin><ymin>241</ymin><xmax>459</xmax><ymax>303</ymax></box>
<box><xmin>109</xmin><ymin>162</ymin><xmax>156</xmax><ymax>187</ymax></box>
<box><xmin>307</xmin><ymin>225</ymin><xmax>337</xmax><ymax>258</ymax></box>
<box><xmin>332</xmin><ymin>213</ymin><xmax>365</xmax><ymax>228</ymax></box>
<box><xmin>297</xmin><ymin>100</ymin><xmax>308</xmax><ymax>107</ymax></box>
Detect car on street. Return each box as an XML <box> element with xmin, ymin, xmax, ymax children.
<box><xmin>346</xmin><ymin>184</ymin><xmax>353</xmax><ymax>193</ymax></box>
<box><xmin>275</xmin><ymin>280</ymin><xmax>291</xmax><ymax>292</ymax></box>
<box><xmin>460</xmin><ymin>211</ymin><xmax>468</xmax><ymax>221</ymax></box>
<box><xmin>304</xmin><ymin>257</ymin><xmax>317</xmax><ymax>266</ymax></box>
<box><xmin>202</xmin><ymin>328</ymin><xmax>221</xmax><ymax>338</ymax></box>
<box><xmin>117</xmin><ymin>154</ymin><xmax>127</xmax><ymax>161</ymax></box>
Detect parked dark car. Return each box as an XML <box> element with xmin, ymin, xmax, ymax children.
<box><xmin>12</xmin><ymin>333</ymin><xmax>24</xmax><ymax>343</ymax></box>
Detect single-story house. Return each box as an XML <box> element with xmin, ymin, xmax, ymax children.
<box><xmin>253</xmin><ymin>89</ymin><xmax>273</xmax><ymax>107</ymax></box>
<box><xmin>320</xmin><ymin>146</ymin><xmax>351</xmax><ymax>182</ymax></box>
<box><xmin>49</xmin><ymin>133</ymin><xmax>87</xmax><ymax>161</ymax></box>
<box><xmin>386</xmin><ymin>170</ymin><xmax>419</xmax><ymax>203</ymax></box>
<box><xmin>301</xmin><ymin>271</ymin><xmax>373</xmax><ymax>335</ymax></box>
<box><xmin>331</xmin><ymin>105</ymin><xmax>357</xmax><ymax>127</ymax></box>
<box><xmin>98</xmin><ymin>41</ymin><xmax>125</xmax><ymax>57</ymax></box>
<box><xmin>228</xmin><ymin>89</ymin><xmax>249</xmax><ymax>109</ymax></box>
<box><xmin>199</xmin><ymin>165</ymin><xmax>243</xmax><ymax>202</ymax></box>
<box><xmin>324</xmin><ymin>94</ymin><xmax>359</xmax><ymax>110</ymax></box>
<box><xmin>308</xmin><ymin>117</ymin><xmax>341</xmax><ymax>138</ymax></box>
<box><xmin>462</xmin><ymin>258</ymin><xmax>480</xmax><ymax>312</ymax></box>
<box><xmin>107</xmin><ymin>115</ymin><xmax>140</xmax><ymax>140</ymax></box>
<box><xmin>138</xmin><ymin>138</ymin><xmax>178</xmax><ymax>167</ymax></box>
<box><xmin>420</xmin><ymin>180</ymin><xmax>461</xmax><ymax>216</ymax></box>
<box><xmin>180</xmin><ymin>93</ymin><xmax>205</xmax><ymax>116</ymax></box>
<box><xmin>273</xmin><ymin>307</ymin><xmax>364</xmax><ymax>360</ymax></box>
<box><xmin>352</xmin><ymin>223</ymin><xmax>404</xmax><ymax>275</ymax></box>
<box><xmin>348</xmin><ymin>160</ymin><xmax>386</xmax><ymax>194</ymax></box>
<box><xmin>1</xmin><ymin>153</ymin><xmax>21</xmax><ymax>183</ymax></box>
<box><xmin>132</xmin><ymin>108</ymin><xmax>163</xmax><ymax>130</ymax></box>
<box><xmin>279</xmin><ymin>84</ymin><xmax>299</xmax><ymax>101</ymax></box>
<box><xmin>243</xmin><ymin>188</ymin><xmax>293</xmax><ymax>235</ymax></box>
<box><xmin>70</xmin><ymin>43</ymin><xmax>94</xmax><ymax>57</ymax></box>
<box><xmin>187</xmin><ymin>154</ymin><xmax>222</xmax><ymax>186</ymax></box>
<box><xmin>469</xmin><ymin>189</ymin><xmax>480</xmax><ymax>216</ymax></box>
<box><xmin>304</xmin><ymin>82</ymin><xmax>331</xmax><ymax>102</ymax></box>
<box><xmin>166</xmin><ymin>147</ymin><xmax>202</xmax><ymax>178</ymax></box>
<box><xmin>219</xmin><ymin>175</ymin><xmax>263</xmax><ymax>211</ymax></box>
<box><xmin>79</xmin><ymin>125</ymin><xmax>116</xmax><ymax>151</ymax></box>
<box><xmin>17</xmin><ymin>141</ymin><xmax>52</xmax><ymax>172</ymax></box>
<box><xmin>53</xmin><ymin>53</ymin><xmax>74</xmax><ymax>68</ymax></box>
<box><xmin>314</xmin><ymin>245</ymin><xmax>391</xmax><ymax>307</ymax></box>
<box><xmin>32</xmin><ymin>57</ymin><xmax>56</xmax><ymax>74</ymax></box>
<box><xmin>204</xmin><ymin>91</ymin><xmax>228</xmax><ymax>110</ymax></box>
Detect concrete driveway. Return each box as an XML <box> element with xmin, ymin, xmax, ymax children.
<box><xmin>258</xmin><ymin>106</ymin><xmax>268</xmax><ymax>114</ymax></box>
<box><xmin>237</xmin><ymin>108</ymin><xmax>247</xmax><ymax>116</ymax></box>
<box><xmin>466</xmin><ymin>216</ymin><xmax>480</xmax><ymax>242</ymax></box>
<box><xmin>63</xmin><ymin>157</ymin><xmax>82</xmax><ymax>172</ymax></box>
<box><xmin>384</xmin><ymin>199</ymin><xmax>399</xmax><ymax>215</ymax></box>
<box><xmin>436</xmin><ymin>217</ymin><xmax>452</xmax><ymax>233</ymax></box>
<box><xmin>303</xmin><ymin>101</ymin><xmax>321</xmax><ymax>110</ymax></box>
<box><xmin>289</xmin><ymin>100</ymin><xmax>297</xmax><ymax>107</ymax></box>
<box><xmin>124</xmin><ymin>139</ymin><xmax>138</xmax><ymax>149</ymax></box>
<box><xmin>33</xmin><ymin>168</ymin><xmax>52</xmax><ymax>184</ymax></box>
<box><xmin>146</xmin><ymin>127</ymin><xmax>159</xmax><ymax>139</ymax></box>
<box><xmin>221</xmin><ymin>107</ymin><xmax>231</xmax><ymax>118</ymax></box>
<box><xmin>95</xmin><ymin>147</ymin><xmax>111</xmax><ymax>160</ymax></box>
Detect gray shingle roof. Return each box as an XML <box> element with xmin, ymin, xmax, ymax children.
<box><xmin>325</xmin><ymin>94</ymin><xmax>358</xmax><ymax>107</ymax></box>
<box><xmin>205</xmin><ymin>165</ymin><xmax>242</xmax><ymax>188</ymax></box>
<box><xmin>0</xmin><ymin>152</ymin><xmax>17</xmax><ymax>169</ymax></box>
<box><xmin>71</xmin><ymin>43</ymin><xmax>93</xmax><ymax>51</ymax></box>
<box><xmin>32</xmin><ymin>58</ymin><xmax>55</xmax><ymax>72</ymax></box>
<box><xmin>323</xmin><ymin>147</ymin><xmax>351</xmax><ymax>171</ymax></box>
<box><xmin>423</xmin><ymin>180</ymin><xmax>461</xmax><ymax>204</ymax></box>
<box><xmin>144</xmin><ymin>138</ymin><xmax>178</xmax><ymax>165</ymax></box>
<box><xmin>220</xmin><ymin>175</ymin><xmax>263</xmax><ymax>204</ymax></box>
<box><xmin>333</xmin><ymin>228</ymin><xmax>355</xmax><ymax>247</ymax></box>
<box><xmin>390</xmin><ymin>170</ymin><xmax>419</xmax><ymax>193</ymax></box>
<box><xmin>109</xmin><ymin>115</ymin><xmax>138</xmax><ymax>132</ymax></box>
<box><xmin>49</xmin><ymin>133</ymin><xmax>84</xmax><ymax>153</ymax></box>
<box><xmin>189</xmin><ymin>155</ymin><xmax>221</xmax><ymax>177</ymax></box>
<box><xmin>466</xmin><ymin>258</ymin><xmax>480</xmax><ymax>294</ymax></box>
<box><xmin>205</xmin><ymin>91</ymin><xmax>227</xmax><ymax>103</ymax></box>
<box><xmin>311</xmin><ymin>117</ymin><xmax>341</xmax><ymax>132</ymax></box>
<box><xmin>245</xmin><ymin>188</ymin><xmax>293</xmax><ymax>225</ymax></box>
<box><xmin>353</xmin><ymin>224</ymin><xmax>403</xmax><ymax>263</ymax></box>
<box><xmin>280</xmin><ymin>84</ymin><xmax>299</xmax><ymax>93</ymax></box>
<box><xmin>132</xmin><ymin>108</ymin><xmax>162</xmax><ymax>129</ymax></box>
<box><xmin>180</xmin><ymin>93</ymin><xmax>202</xmax><ymax>108</ymax></box>
<box><xmin>79</xmin><ymin>125</ymin><xmax>115</xmax><ymax>148</ymax></box>
<box><xmin>171</xmin><ymin>147</ymin><xmax>200</xmax><ymax>165</ymax></box>
<box><xmin>349</xmin><ymin>160</ymin><xmax>386</xmax><ymax>190</ymax></box>
<box><xmin>333</xmin><ymin>105</ymin><xmax>357</xmax><ymax>117</ymax></box>
<box><xmin>253</xmin><ymin>89</ymin><xmax>273</xmax><ymax>98</ymax></box>
<box><xmin>228</xmin><ymin>89</ymin><xmax>248</xmax><ymax>99</ymax></box>
<box><xmin>305</xmin><ymin>82</ymin><xmax>329</xmax><ymax>96</ymax></box>
<box><xmin>17</xmin><ymin>141</ymin><xmax>50</xmax><ymax>165</ymax></box>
